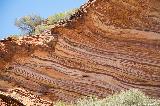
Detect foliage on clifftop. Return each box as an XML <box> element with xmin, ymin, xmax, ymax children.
<box><xmin>15</xmin><ymin>14</ymin><xmax>42</xmax><ymax>35</ymax></box>
<box><xmin>55</xmin><ymin>89</ymin><xmax>160</xmax><ymax>106</ymax></box>
<box><xmin>14</xmin><ymin>9</ymin><xmax>77</xmax><ymax>35</ymax></box>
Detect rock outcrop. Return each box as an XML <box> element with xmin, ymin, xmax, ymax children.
<box><xmin>0</xmin><ymin>0</ymin><xmax>160</xmax><ymax>104</ymax></box>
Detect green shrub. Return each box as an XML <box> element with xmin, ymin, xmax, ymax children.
<box><xmin>34</xmin><ymin>25</ymin><xmax>52</xmax><ymax>34</ymax></box>
<box><xmin>54</xmin><ymin>89</ymin><xmax>160</xmax><ymax>106</ymax></box>
<box><xmin>54</xmin><ymin>102</ymin><xmax>70</xmax><ymax>106</ymax></box>
<box><xmin>47</xmin><ymin>9</ymin><xmax>77</xmax><ymax>25</ymax></box>
<box><xmin>15</xmin><ymin>14</ymin><xmax>42</xmax><ymax>35</ymax></box>
<box><xmin>104</xmin><ymin>89</ymin><xmax>160</xmax><ymax>106</ymax></box>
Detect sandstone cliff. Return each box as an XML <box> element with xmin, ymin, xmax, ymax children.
<box><xmin>0</xmin><ymin>0</ymin><xmax>160</xmax><ymax>105</ymax></box>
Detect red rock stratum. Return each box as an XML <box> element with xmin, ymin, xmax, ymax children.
<box><xmin>0</xmin><ymin>0</ymin><xmax>160</xmax><ymax>104</ymax></box>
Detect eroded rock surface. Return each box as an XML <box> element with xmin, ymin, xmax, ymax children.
<box><xmin>0</xmin><ymin>0</ymin><xmax>160</xmax><ymax>104</ymax></box>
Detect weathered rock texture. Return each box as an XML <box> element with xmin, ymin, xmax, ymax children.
<box><xmin>0</xmin><ymin>0</ymin><xmax>160</xmax><ymax>104</ymax></box>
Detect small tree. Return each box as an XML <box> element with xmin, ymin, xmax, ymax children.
<box><xmin>15</xmin><ymin>14</ymin><xmax>42</xmax><ymax>35</ymax></box>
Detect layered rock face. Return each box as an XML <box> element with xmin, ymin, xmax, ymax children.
<box><xmin>0</xmin><ymin>0</ymin><xmax>160</xmax><ymax>104</ymax></box>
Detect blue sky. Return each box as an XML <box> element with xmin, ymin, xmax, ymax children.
<box><xmin>0</xmin><ymin>0</ymin><xmax>86</xmax><ymax>39</ymax></box>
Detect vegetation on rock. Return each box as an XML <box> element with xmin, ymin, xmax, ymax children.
<box><xmin>15</xmin><ymin>14</ymin><xmax>42</xmax><ymax>35</ymax></box>
<box><xmin>54</xmin><ymin>89</ymin><xmax>160</xmax><ymax>106</ymax></box>
<box><xmin>15</xmin><ymin>9</ymin><xmax>77</xmax><ymax>35</ymax></box>
<box><xmin>35</xmin><ymin>25</ymin><xmax>52</xmax><ymax>34</ymax></box>
<box><xmin>47</xmin><ymin>9</ymin><xmax>77</xmax><ymax>25</ymax></box>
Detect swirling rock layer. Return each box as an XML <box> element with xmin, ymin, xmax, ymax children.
<box><xmin>0</xmin><ymin>0</ymin><xmax>160</xmax><ymax>104</ymax></box>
